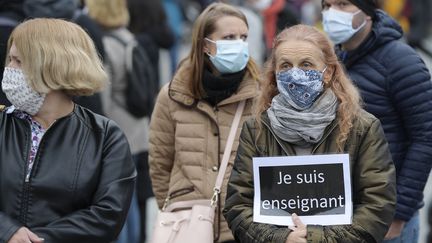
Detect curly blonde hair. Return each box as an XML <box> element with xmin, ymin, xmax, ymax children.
<box><xmin>255</xmin><ymin>25</ymin><xmax>363</xmax><ymax>151</ymax></box>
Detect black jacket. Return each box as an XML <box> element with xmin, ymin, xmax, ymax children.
<box><xmin>339</xmin><ymin>10</ymin><xmax>432</xmax><ymax>222</ymax></box>
<box><xmin>0</xmin><ymin>105</ymin><xmax>136</xmax><ymax>243</ymax></box>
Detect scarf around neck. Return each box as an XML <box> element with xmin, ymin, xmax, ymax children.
<box><xmin>267</xmin><ymin>89</ymin><xmax>338</xmax><ymax>146</ymax></box>
<box><xmin>202</xmin><ymin>67</ymin><xmax>245</xmax><ymax>106</ymax></box>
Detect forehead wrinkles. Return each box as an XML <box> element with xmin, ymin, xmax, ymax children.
<box><xmin>275</xmin><ymin>42</ymin><xmax>324</xmax><ymax>63</ymax></box>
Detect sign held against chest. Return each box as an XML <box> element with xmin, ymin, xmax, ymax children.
<box><xmin>253</xmin><ymin>154</ymin><xmax>352</xmax><ymax>226</ymax></box>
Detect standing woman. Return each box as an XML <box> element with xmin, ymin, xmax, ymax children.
<box><xmin>0</xmin><ymin>18</ymin><xmax>136</xmax><ymax>243</ymax></box>
<box><xmin>149</xmin><ymin>3</ymin><xmax>260</xmax><ymax>242</ymax></box>
<box><xmin>223</xmin><ymin>25</ymin><xmax>396</xmax><ymax>242</ymax></box>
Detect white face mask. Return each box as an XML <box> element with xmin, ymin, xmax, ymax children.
<box><xmin>322</xmin><ymin>8</ymin><xmax>367</xmax><ymax>44</ymax></box>
<box><xmin>2</xmin><ymin>67</ymin><xmax>46</xmax><ymax>115</ymax></box>
<box><xmin>205</xmin><ymin>38</ymin><xmax>250</xmax><ymax>74</ymax></box>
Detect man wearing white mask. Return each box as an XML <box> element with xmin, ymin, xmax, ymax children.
<box><xmin>321</xmin><ymin>1</ymin><xmax>432</xmax><ymax>243</ymax></box>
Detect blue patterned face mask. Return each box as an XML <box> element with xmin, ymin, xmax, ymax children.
<box><xmin>276</xmin><ymin>67</ymin><xmax>326</xmax><ymax>110</ymax></box>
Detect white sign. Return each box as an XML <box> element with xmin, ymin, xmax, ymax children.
<box><xmin>253</xmin><ymin>154</ymin><xmax>352</xmax><ymax>226</ymax></box>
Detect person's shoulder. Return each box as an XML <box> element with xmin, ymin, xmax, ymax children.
<box><xmin>74</xmin><ymin>105</ymin><xmax>116</xmax><ymax>131</ymax></box>
<box><xmin>353</xmin><ymin>109</ymin><xmax>381</xmax><ymax>130</ymax></box>
<box><xmin>375</xmin><ymin>39</ymin><xmax>418</xmax><ymax>63</ymax></box>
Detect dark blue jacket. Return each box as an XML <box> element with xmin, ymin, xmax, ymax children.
<box><xmin>339</xmin><ymin>10</ymin><xmax>432</xmax><ymax>222</ymax></box>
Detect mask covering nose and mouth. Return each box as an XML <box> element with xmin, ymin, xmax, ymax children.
<box><xmin>276</xmin><ymin>67</ymin><xmax>327</xmax><ymax>110</ymax></box>
<box><xmin>322</xmin><ymin>8</ymin><xmax>367</xmax><ymax>44</ymax></box>
<box><xmin>2</xmin><ymin>67</ymin><xmax>46</xmax><ymax>115</ymax></box>
<box><xmin>205</xmin><ymin>38</ymin><xmax>250</xmax><ymax>74</ymax></box>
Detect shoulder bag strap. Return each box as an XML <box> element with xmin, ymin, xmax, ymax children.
<box><xmin>211</xmin><ymin>100</ymin><xmax>246</xmax><ymax>206</ymax></box>
<box><xmin>162</xmin><ymin>100</ymin><xmax>247</xmax><ymax>210</ymax></box>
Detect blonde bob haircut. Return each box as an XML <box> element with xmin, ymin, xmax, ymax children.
<box><xmin>85</xmin><ymin>0</ymin><xmax>129</xmax><ymax>29</ymax></box>
<box><xmin>182</xmin><ymin>2</ymin><xmax>261</xmax><ymax>99</ymax></box>
<box><xmin>256</xmin><ymin>25</ymin><xmax>363</xmax><ymax>151</ymax></box>
<box><xmin>7</xmin><ymin>18</ymin><xmax>107</xmax><ymax>96</ymax></box>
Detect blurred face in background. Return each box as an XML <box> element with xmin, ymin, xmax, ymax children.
<box><xmin>322</xmin><ymin>0</ymin><xmax>368</xmax><ymax>30</ymax></box>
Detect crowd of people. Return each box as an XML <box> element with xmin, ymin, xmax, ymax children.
<box><xmin>1</xmin><ymin>0</ymin><xmax>432</xmax><ymax>243</ymax></box>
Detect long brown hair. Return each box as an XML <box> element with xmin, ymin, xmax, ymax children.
<box><xmin>255</xmin><ymin>25</ymin><xmax>363</xmax><ymax>150</ymax></box>
<box><xmin>180</xmin><ymin>2</ymin><xmax>260</xmax><ymax>99</ymax></box>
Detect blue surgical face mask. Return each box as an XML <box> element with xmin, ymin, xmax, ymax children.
<box><xmin>322</xmin><ymin>8</ymin><xmax>366</xmax><ymax>44</ymax></box>
<box><xmin>276</xmin><ymin>67</ymin><xmax>326</xmax><ymax>110</ymax></box>
<box><xmin>205</xmin><ymin>38</ymin><xmax>249</xmax><ymax>74</ymax></box>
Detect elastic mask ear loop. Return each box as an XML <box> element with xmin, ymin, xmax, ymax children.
<box><xmin>352</xmin><ymin>10</ymin><xmax>367</xmax><ymax>31</ymax></box>
<box><xmin>204</xmin><ymin>38</ymin><xmax>216</xmax><ymax>57</ymax></box>
<box><xmin>322</xmin><ymin>66</ymin><xmax>328</xmax><ymax>85</ymax></box>
<box><xmin>322</xmin><ymin>66</ymin><xmax>327</xmax><ymax>73</ymax></box>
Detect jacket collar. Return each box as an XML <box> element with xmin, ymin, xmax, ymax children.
<box><xmin>168</xmin><ymin>61</ymin><xmax>258</xmax><ymax>107</ymax></box>
<box><xmin>339</xmin><ymin>10</ymin><xmax>403</xmax><ymax>67</ymax></box>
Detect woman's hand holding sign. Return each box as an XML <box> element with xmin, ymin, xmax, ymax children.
<box><xmin>286</xmin><ymin>213</ymin><xmax>307</xmax><ymax>243</ymax></box>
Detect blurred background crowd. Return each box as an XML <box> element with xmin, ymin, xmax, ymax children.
<box><xmin>1</xmin><ymin>0</ymin><xmax>431</xmax><ymax>243</ymax></box>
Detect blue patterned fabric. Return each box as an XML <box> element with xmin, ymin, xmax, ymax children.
<box><xmin>276</xmin><ymin>67</ymin><xmax>325</xmax><ymax>110</ymax></box>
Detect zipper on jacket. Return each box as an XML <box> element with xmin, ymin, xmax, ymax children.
<box><xmin>24</xmin><ymin>121</ymin><xmax>57</xmax><ymax>182</ymax></box>
<box><xmin>168</xmin><ymin>186</ymin><xmax>195</xmax><ymax>199</ymax></box>
<box><xmin>19</xmin><ymin>119</ymin><xmax>59</xmax><ymax>224</ymax></box>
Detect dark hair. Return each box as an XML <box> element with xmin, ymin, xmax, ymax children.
<box><xmin>0</xmin><ymin>0</ymin><xmax>25</xmax><ymax>17</ymax></box>
<box><xmin>321</xmin><ymin>0</ymin><xmax>378</xmax><ymax>19</ymax></box>
<box><xmin>127</xmin><ymin>0</ymin><xmax>167</xmax><ymax>33</ymax></box>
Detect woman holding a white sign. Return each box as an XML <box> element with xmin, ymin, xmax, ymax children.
<box><xmin>223</xmin><ymin>24</ymin><xmax>396</xmax><ymax>243</ymax></box>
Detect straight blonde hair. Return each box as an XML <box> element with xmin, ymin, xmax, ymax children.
<box><xmin>85</xmin><ymin>0</ymin><xmax>129</xmax><ymax>29</ymax></box>
<box><xmin>7</xmin><ymin>18</ymin><xmax>107</xmax><ymax>96</ymax></box>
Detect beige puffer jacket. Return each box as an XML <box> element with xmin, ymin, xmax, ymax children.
<box><xmin>149</xmin><ymin>62</ymin><xmax>258</xmax><ymax>242</ymax></box>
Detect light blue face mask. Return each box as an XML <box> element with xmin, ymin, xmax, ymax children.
<box><xmin>276</xmin><ymin>67</ymin><xmax>326</xmax><ymax>110</ymax></box>
<box><xmin>322</xmin><ymin>8</ymin><xmax>367</xmax><ymax>44</ymax></box>
<box><xmin>205</xmin><ymin>38</ymin><xmax>249</xmax><ymax>74</ymax></box>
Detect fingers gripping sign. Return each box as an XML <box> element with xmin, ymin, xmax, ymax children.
<box><xmin>286</xmin><ymin>213</ymin><xmax>307</xmax><ymax>243</ymax></box>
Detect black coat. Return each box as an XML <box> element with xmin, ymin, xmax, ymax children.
<box><xmin>0</xmin><ymin>105</ymin><xmax>136</xmax><ymax>242</ymax></box>
<box><xmin>339</xmin><ymin>10</ymin><xmax>432</xmax><ymax>222</ymax></box>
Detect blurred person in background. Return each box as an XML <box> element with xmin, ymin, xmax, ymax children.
<box><xmin>260</xmin><ymin>0</ymin><xmax>286</xmax><ymax>56</ymax></box>
<box><xmin>85</xmin><ymin>0</ymin><xmax>150</xmax><ymax>242</ymax></box>
<box><xmin>0</xmin><ymin>0</ymin><xmax>25</xmax><ymax>105</ymax></box>
<box><xmin>222</xmin><ymin>0</ymin><xmax>266</xmax><ymax>66</ymax></box>
<box><xmin>127</xmin><ymin>0</ymin><xmax>174</xmax><ymax>241</ymax></box>
<box><xmin>162</xmin><ymin>0</ymin><xmax>184</xmax><ymax>76</ymax></box>
<box><xmin>321</xmin><ymin>0</ymin><xmax>432</xmax><ymax>242</ymax></box>
<box><xmin>149</xmin><ymin>3</ymin><xmax>260</xmax><ymax>242</ymax></box>
<box><xmin>428</xmin><ymin>202</ymin><xmax>432</xmax><ymax>243</ymax></box>
<box><xmin>22</xmin><ymin>0</ymin><xmax>106</xmax><ymax>116</ymax></box>
<box><xmin>0</xmin><ymin>18</ymin><xmax>135</xmax><ymax>243</ymax></box>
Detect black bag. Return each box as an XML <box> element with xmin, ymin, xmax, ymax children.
<box><xmin>107</xmin><ymin>33</ymin><xmax>157</xmax><ymax>118</ymax></box>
